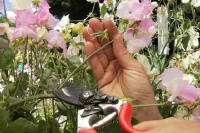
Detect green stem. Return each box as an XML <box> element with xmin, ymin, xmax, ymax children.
<box><xmin>3</xmin><ymin>0</ymin><xmax>7</xmax><ymax>20</ymax></box>
<box><xmin>58</xmin><ymin>40</ymin><xmax>113</xmax><ymax>90</ymax></box>
<box><xmin>132</xmin><ymin>102</ymin><xmax>183</xmax><ymax>109</ymax></box>
<box><xmin>8</xmin><ymin>94</ymin><xmax>55</xmax><ymax>108</ymax></box>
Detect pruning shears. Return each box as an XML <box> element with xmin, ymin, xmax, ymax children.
<box><xmin>53</xmin><ymin>83</ymin><xmax>142</xmax><ymax>133</ymax></box>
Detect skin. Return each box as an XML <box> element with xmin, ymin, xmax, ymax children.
<box><xmin>83</xmin><ymin>18</ymin><xmax>200</xmax><ymax>132</ymax></box>
<box><xmin>134</xmin><ymin>118</ymin><xmax>200</xmax><ymax>133</ymax></box>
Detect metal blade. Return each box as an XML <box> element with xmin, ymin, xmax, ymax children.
<box><xmin>53</xmin><ymin>83</ymin><xmax>84</xmax><ymax>107</ymax></box>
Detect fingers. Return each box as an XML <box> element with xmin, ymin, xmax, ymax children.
<box><xmin>134</xmin><ymin>120</ymin><xmax>161</xmax><ymax>131</ymax></box>
<box><xmin>113</xmin><ymin>34</ymin><xmax>137</xmax><ymax>68</ymax></box>
<box><xmin>102</xmin><ymin>19</ymin><xmax>118</xmax><ymax>40</ymax></box>
<box><xmin>89</xmin><ymin>18</ymin><xmax>115</xmax><ymax>60</ymax></box>
<box><xmin>84</xmin><ymin>42</ymin><xmax>104</xmax><ymax>80</ymax></box>
<box><xmin>83</xmin><ymin>27</ymin><xmax>109</xmax><ymax>69</ymax></box>
<box><xmin>97</xmin><ymin>60</ymin><xmax>118</xmax><ymax>88</ymax></box>
<box><xmin>134</xmin><ymin>118</ymin><xmax>176</xmax><ymax>131</ymax></box>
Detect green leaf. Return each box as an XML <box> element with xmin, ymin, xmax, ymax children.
<box><xmin>0</xmin><ymin>109</ymin><xmax>10</xmax><ymax>133</ymax></box>
<box><xmin>57</xmin><ymin>102</ymin><xmax>68</xmax><ymax>116</ymax></box>
<box><xmin>182</xmin><ymin>35</ymin><xmax>190</xmax><ymax>50</ymax></box>
<box><xmin>7</xmin><ymin>118</ymin><xmax>39</xmax><ymax>133</ymax></box>
<box><xmin>0</xmin><ymin>48</ymin><xmax>15</xmax><ymax>69</ymax></box>
<box><xmin>100</xmin><ymin>4</ymin><xmax>107</xmax><ymax>17</ymax></box>
<box><xmin>13</xmin><ymin>72</ymin><xmax>29</xmax><ymax>96</ymax></box>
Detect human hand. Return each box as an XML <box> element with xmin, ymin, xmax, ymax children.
<box><xmin>83</xmin><ymin>18</ymin><xmax>162</xmax><ymax>121</ymax></box>
<box><xmin>134</xmin><ymin>118</ymin><xmax>200</xmax><ymax>133</ymax></box>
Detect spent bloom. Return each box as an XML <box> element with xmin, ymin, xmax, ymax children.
<box><xmin>116</xmin><ymin>0</ymin><xmax>153</xmax><ymax>22</ymax></box>
<box><xmin>36</xmin><ymin>0</ymin><xmax>57</xmax><ymax>28</ymax></box>
<box><xmin>45</xmin><ymin>30</ymin><xmax>66</xmax><ymax>57</ymax></box>
<box><xmin>156</xmin><ymin>68</ymin><xmax>200</xmax><ymax>102</ymax></box>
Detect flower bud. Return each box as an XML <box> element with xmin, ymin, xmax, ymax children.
<box><xmin>72</xmin><ymin>22</ymin><xmax>84</xmax><ymax>34</ymax></box>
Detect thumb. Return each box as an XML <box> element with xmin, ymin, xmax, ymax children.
<box><xmin>134</xmin><ymin>120</ymin><xmax>160</xmax><ymax>131</ymax></box>
<box><xmin>113</xmin><ymin>34</ymin><xmax>137</xmax><ymax>68</ymax></box>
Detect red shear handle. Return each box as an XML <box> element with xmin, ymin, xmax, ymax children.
<box><xmin>78</xmin><ymin>129</ymin><xmax>97</xmax><ymax>133</ymax></box>
<box><xmin>119</xmin><ymin>103</ymin><xmax>141</xmax><ymax>133</ymax></box>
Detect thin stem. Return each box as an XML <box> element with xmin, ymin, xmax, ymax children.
<box><xmin>132</xmin><ymin>102</ymin><xmax>183</xmax><ymax>109</ymax></box>
<box><xmin>8</xmin><ymin>94</ymin><xmax>55</xmax><ymax>108</ymax></box>
<box><xmin>58</xmin><ymin>40</ymin><xmax>113</xmax><ymax>90</ymax></box>
<box><xmin>3</xmin><ymin>0</ymin><xmax>7</xmax><ymax>20</ymax></box>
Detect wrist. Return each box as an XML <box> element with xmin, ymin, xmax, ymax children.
<box><xmin>132</xmin><ymin>99</ymin><xmax>163</xmax><ymax>122</ymax></box>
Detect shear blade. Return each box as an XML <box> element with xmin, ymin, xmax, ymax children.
<box><xmin>53</xmin><ymin>83</ymin><xmax>84</xmax><ymax>107</ymax></box>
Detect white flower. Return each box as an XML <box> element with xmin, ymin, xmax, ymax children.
<box><xmin>7</xmin><ymin>11</ymin><xmax>16</xmax><ymax>23</ymax></box>
<box><xmin>58</xmin><ymin>15</ymin><xmax>70</xmax><ymax>29</ymax></box>
<box><xmin>181</xmin><ymin>0</ymin><xmax>190</xmax><ymax>3</ymax></box>
<box><xmin>0</xmin><ymin>84</ymin><xmax>3</xmax><ymax>93</ymax></box>
<box><xmin>188</xmin><ymin>26</ymin><xmax>199</xmax><ymax>49</ymax></box>
<box><xmin>137</xmin><ymin>54</ymin><xmax>159</xmax><ymax>76</ymax></box>
<box><xmin>180</xmin><ymin>50</ymin><xmax>200</xmax><ymax>69</ymax></box>
<box><xmin>183</xmin><ymin>74</ymin><xmax>197</xmax><ymax>85</ymax></box>
<box><xmin>191</xmin><ymin>0</ymin><xmax>200</xmax><ymax>7</ymax></box>
<box><xmin>151</xmin><ymin>2</ymin><xmax>158</xmax><ymax>9</ymax></box>
<box><xmin>66</xmin><ymin>45</ymin><xmax>79</xmax><ymax>58</ymax></box>
<box><xmin>87</xmin><ymin>0</ymin><xmax>99</xmax><ymax>3</ymax></box>
<box><xmin>9</xmin><ymin>0</ymin><xmax>32</xmax><ymax>12</ymax></box>
<box><xmin>37</xmin><ymin>27</ymin><xmax>48</xmax><ymax>39</ymax></box>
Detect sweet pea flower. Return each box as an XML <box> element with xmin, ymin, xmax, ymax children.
<box><xmin>36</xmin><ymin>0</ymin><xmax>57</xmax><ymax>28</ymax></box>
<box><xmin>116</xmin><ymin>0</ymin><xmax>153</xmax><ymax>22</ymax></box>
<box><xmin>45</xmin><ymin>30</ymin><xmax>66</xmax><ymax>57</ymax></box>
<box><xmin>10</xmin><ymin>9</ymin><xmax>37</xmax><ymax>40</ymax></box>
<box><xmin>16</xmin><ymin>9</ymin><xmax>35</xmax><ymax>27</ymax></box>
<box><xmin>9</xmin><ymin>0</ymin><xmax>32</xmax><ymax>12</ymax></box>
<box><xmin>123</xmin><ymin>19</ymin><xmax>156</xmax><ymax>53</ymax></box>
<box><xmin>10</xmin><ymin>26</ymin><xmax>37</xmax><ymax>40</ymax></box>
<box><xmin>156</xmin><ymin>68</ymin><xmax>200</xmax><ymax>102</ymax></box>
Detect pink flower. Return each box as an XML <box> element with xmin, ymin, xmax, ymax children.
<box><xmin>123</xmin><ymin>19</ymin><xmax>156</xmax><ymax>53</ymax></box>
<box><xmin>10</xmin><ymin>26</ymin><xmax>37</xmax><ymax>40</ymax></box>
<box><xmin>116</xmin><ymin>0</ymin><xmax>153</xmax><ymax>22</ymax></box>
<box><xmin>156</xmin><ymin>68</ymin><xmax>200</xmax><ymax>102</ymax></box>
<box><xmin>0</xmin><ymin>1</ymin><xmax>4</xmax><ymax>10</ymax></box>
<box><xmin>45</xmin><ymin>30</ymin><xmax>66</xmax><ymax>57</ymax></box>
<box><xmin>36</xmin><ymin>0</ymin><xmax>57</xmax><ymax>28</ymax></box>
<box><xmin>15</xmin><ymin>9</ymin><xmax>35</xmax><ymax>27</ymax></box>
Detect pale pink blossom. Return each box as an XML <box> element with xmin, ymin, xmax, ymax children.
<box><xmin>0</xmin><ymin>1</ymin><xmax>3</xmax><ymax>10</ymax></box>
<box><xmin>156</xmin><ymin>68</ymin><xmax>200</xmax><ymax>102</ymax></box>
<box><xmin>116</xmin><ymin>0</ymin><xmax>153</xmax><ymax>21</ymax></box>
<box><xmin>10</xmin><ymin>26</ymin><xmax>37</xmax><ymax>40</ymax></box>
<box><xmin>123</xmin><ymin>19</ymin><xmax>156</xmax><ymax>53</ymax></box>
<box><xmin>45</xmin><ymin>30</ymin><xmax>66</xmax><ymax>57</ymax></box>
<box><xmin>16</xmin><ymin>9</ymin><xmax>35</xmax><ymax>27</ymax></box>
<box><xmin>36</xmin><ymin>0</ymin><xmax>57</xmax><ymax>28</ymax></box>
